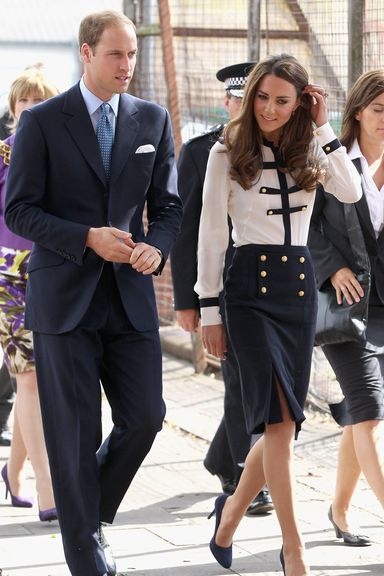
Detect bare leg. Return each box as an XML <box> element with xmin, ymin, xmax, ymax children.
<box><xmin>352</xmin><ymin>420</ymin><xmax>384</xmax><ymax>508</ymax></box>
<box><xmin>7</xmin><ymin>403</ymin><xmax>28</xmax><ymax>495</ymax></box>
<box><xmin>331</xmin><ymin>426</ymin><xmax>361</xmax><ymax>531</ymax></box>
<box><xmin>11</xmin><ymin>371</ymin><xmax>55</xmax><ymax>510</ymax></box>
<box><xmin>214</xmin><ymin>381</ymin><xmax>309</xmax><ymax>576</ymax></box>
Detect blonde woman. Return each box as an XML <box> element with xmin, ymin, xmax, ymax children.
<box><xmin>0</xmin><ymin>68</ymin><xmax>59</xmax><ymax>521</ymax></box>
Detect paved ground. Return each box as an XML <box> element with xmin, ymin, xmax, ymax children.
<box><xmin>0</xmin><ymin>332</ymin><xmax>383</xmax><ymax>575</ymax></box>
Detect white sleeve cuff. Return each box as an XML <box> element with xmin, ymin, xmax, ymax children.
<box><xmin>200</xmin><ymin>306</ymin><xmax>222</xmax><ymax>326</ymax></box>
<box><xmin>313</xmin><ymin>122</ymin><xmax>337</xmax><ymax>146</ymax></box>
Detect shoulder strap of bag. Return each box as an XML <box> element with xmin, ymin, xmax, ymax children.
<box><xmin>343</xmin><ymin>158</ymin><xmax>370</xmax><ymax>273</ymax></box>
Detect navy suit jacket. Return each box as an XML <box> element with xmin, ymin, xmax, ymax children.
<box><xmin>5</xmin><ymin>83</ymin><xmax>182</xmax><ymax>333</ymax></box>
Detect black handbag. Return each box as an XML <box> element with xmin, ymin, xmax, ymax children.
<box><xmin>315</xmin><ymin>161</ymin><xmax>371</xmax><ymax>346</ymax></box>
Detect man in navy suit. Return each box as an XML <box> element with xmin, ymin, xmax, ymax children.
<box><xmin>5</xmin><ymin>10</ymin><xmax>182</xmax><ymax>576</ymax></box>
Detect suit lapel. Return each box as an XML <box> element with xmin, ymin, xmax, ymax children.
<box><xmin>351</xmin><ymin>158</ymin><xmax>377</xmax><ymax>243</ymax></box>
<box><xmin>110</xmin><ymin>94</ymin><xmax>140</xmax><ymax>186</ymax></box>
<box><xmin>356</xmin><ymin>192</ymin><xmax>376</xmax><ymax>241</ymax></box>
<box><xmin>62</xmin><ymin>84</ymin><xmax>107</xmax><ymax>186</ymax></box>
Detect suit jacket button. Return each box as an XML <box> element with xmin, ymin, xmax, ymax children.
<box><xmin>260</xmin><ymin>270</ymin><xmax>267</xmax><ymax>277</ymax></box>
<box><xmin>261</xmin><ymin>286</ymin><xmax>267</xmax><ymax>294</ymax></box>
<box><xmin>281</xmin><ymin>255</ymin><xmax>288</xmax><ymax>263</ymax></box>
<box><xmin>299</xmin><ymin>256</ymin><xmax>305</xmax><ymax>263</ymax></box>
<box><xmin>298</xmin><ymin>290</ymin><xmax>305</xmax><ymax>297</ymax></box>
<box><xmin>260</xmin><ymin>254</ymin><xmax>267</xmax><ymax>262</ymax></box>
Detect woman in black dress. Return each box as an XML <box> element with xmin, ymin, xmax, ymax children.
<box><xmin>195</xmin><ymin>54</ymin><xmax>361</xmax><ymax>576</ymax></box>
<box><xmin>309</xmin><ymin>69</ymin><xmax>384</xmax><ymax>546</ymax></box>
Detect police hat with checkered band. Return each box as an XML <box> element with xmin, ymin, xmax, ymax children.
<box><xmin>216</xmin><ymin>62</ymin><xmax>256</xmax><ymax>98</ymax></box>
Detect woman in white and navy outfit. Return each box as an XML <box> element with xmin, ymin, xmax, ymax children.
<box><xmin>195</xmin><ymin>54</ymin><xmax>362</xmax><ymax>576</ymax></box>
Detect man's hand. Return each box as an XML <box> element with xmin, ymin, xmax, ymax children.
<box><xmin>130</xmin><ymin>242</ymin><xmax>162</xmax><ymax>275</ymax></box>
<box><xmin>331</xmin><ymin>267</ymin><xmax>365</xmax><ymax>305</ymax></box>
<box><xmin>202</xmin><ymin>324</ymin><xmax>227</xmax><ymax>360</ymax></box>
<box><xmin>176</xmin><ymin>309</ymin><xmax>200</xmax><ymax>332</ymax></box>
<box><xmin>86</xmin><ymin>227</ymin><xmax>135</xmax><ymax>262</ymax></box>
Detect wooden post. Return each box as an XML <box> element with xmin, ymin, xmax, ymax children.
<box><xmin>348</xmin><ymin>0</ymin><xmax>364</xmax><ymax>89</ymax></box>
<box><xmin>191</xmin><ymin>332</ymin><xmax>208</xmax><ymax>374</ymax></box>
<box><xmin>157</xmin><ymin>0</ymin><xmax>182</xmax><ymax>156</ymax></box>
<box><xmin>248</xmin><ymin>0</ymin><xmax>261</xmax><ymax>61</ymax></box>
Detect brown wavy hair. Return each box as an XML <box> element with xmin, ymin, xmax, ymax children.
<box><xmin>224</xmin><ymin>53</ymin><xmax>325</xmax><ymax>191</ymax></box>
<box><xmin>340</xmin><ymin>69</ymin><xmax>384</xmax><ymax>151</ymax></box>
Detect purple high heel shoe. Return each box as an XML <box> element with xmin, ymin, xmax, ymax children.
<box><xmin>39</xmin><ymin>507</ymin><xmax>58</xmax><ymax>522</ymax></box>
<box><xmin>1</xmin><ymin>464</ymin><xmax>34</xmax><ymax>508</ymax></box>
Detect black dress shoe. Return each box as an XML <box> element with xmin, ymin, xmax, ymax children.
<box><xmin>217</xmin><ymin>474</ymin><xmax>237</xmax><ymax>495</ymax></box>
<box><xmin>328</xmin><ymin>505</ymin><xmax>371</xmax><ymax>546</ymax></box>
<box><xmin>0</xmin><ymin>429</ymin><xmax>11</xmax><ymax>446</ymax></box>
<box><xmin>246</xmin><ymin>489</ymin><xmax>274</xmax><ymax>516</ymax></box>
<box><xmin>98</xmin><ymin>524</ymin><xmax>117</xmax><ymax>576</ymax></box>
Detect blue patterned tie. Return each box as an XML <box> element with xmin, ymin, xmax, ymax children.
<box><xmin>96</xmin><ymin>102</ymin><xmax>113</xmax><ymax>180</ymax></box>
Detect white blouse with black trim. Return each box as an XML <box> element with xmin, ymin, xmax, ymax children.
<box><xmin>195</xmin><ymin>122</ymin><xmax>362</xmax><ymax>326</ymax></box>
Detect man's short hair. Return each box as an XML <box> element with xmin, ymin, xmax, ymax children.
<box><xmin>78</xmin><ymin>10</ymin><xmax>135</xmax><ymax>53</ymax></box>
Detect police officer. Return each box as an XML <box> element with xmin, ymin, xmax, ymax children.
<box><xmin>171</xmin><ymin>63</ymin><xmax>273</xmax><ymax>515</ymax></box>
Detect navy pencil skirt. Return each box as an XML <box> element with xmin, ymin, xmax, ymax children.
<box><xmin>224</xmin><ymin>244</ymin><xmax>317</xmax><ymax>436</ymax></box>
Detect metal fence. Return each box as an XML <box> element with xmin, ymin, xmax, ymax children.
<box><xmin>131</xmin><ymin>0</ymin><xmax>383</xmax><ymax>149</ymax></box>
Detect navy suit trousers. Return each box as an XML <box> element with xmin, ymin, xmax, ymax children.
<box><xmin>33</xmin><ymin>263</ymin><xmax>165</xmax><ymax>576</ymax></box>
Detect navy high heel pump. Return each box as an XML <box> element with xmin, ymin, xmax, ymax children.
<box><xmin>280</xmin><ymin>546</ymin><xmax>286</xmax><ymax>575</ymax></box>
<box><xmin>207</xmin><ymin>493</ymin><xmax>232</xmax><ymax>569</ymax></box>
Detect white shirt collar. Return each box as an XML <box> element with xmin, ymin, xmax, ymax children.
<box><xmin>349</xmin><ymin>138</ymin><xmax>363</xmax><ymax>162</ymax></box>
<box><xmin>79</xmin><ymin>77</ymin><xmax>120</xmax><ymax>118</ymax></box>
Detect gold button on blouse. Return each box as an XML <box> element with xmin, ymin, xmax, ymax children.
<box><xmin>325</xmin><ymin>145</ymin><xmax>331</xmax><ymax>152</ymax></box>
<box><xmin>298</xmin><ymin>290</ymin><xmax>305</xmax><ymax>297</ymax></box>
<box><xmin>299</xmin><ymin>256</ymin><xmax>305</xmax><ymax>263</ymax></box>
<box><xmin>261</xmin><ymin>287</ymin><xmax>267</xmax><ymax>294</ymax></box>
<box><xmin>299</xmin><ymin>273</ymin><xmax>305</xmax><ymax>280</ymax></box>
<box><xmin>260</xmin><ymin>255</ymin><xmax>267</xmax><ymax>261</ymax></box>
<box><xmin>261</xmin><ymin>187</ymin><xmax>267</xmax><ymax>193</ymax></box>
<box><xmin>316</xmin><ymin>130</ymin><xmax>321</xmax><ymax>136</ymax></box>
<box><xmin>301</xmin><ymin>206</ymin><xmax>307</xmax><ymax>211</ymax></box>
<box><xmin>260</xmin><ymin>270</ymin><xmax>267</xmax><ymax>277</ymax></box>
<box><xmin>267</xmin><ymin>210</ymin><xmax>274</xmax><ymax>215</ymax></box>
<box><xmin>281</xmin><ymin>255</ymin><xmax>288</xmax><ymax>263</ymax></box>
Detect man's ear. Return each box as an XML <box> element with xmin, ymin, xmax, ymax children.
<box><xmin>223</xmin><ymin>95</ymin><xmax>230</xmax><ymax>112</ymax></box>
<box><xmin>81</xmin><ymin>43</ymin><xmax>92</xmax><ymax>64</ymax></box>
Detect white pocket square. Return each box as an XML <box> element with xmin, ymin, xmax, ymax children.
<box><xmin>135</xmin><ymin>144</ymin><xmax>155</xmax><ymax>154</ymax></box>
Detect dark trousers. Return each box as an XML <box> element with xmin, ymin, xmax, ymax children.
<box><xmin>33</xmin><ymin>265</ymin><xmax>165</xmax><ymax>576</ymax></box>
<box><xmin>204</xmin><ymin>331</ymin><xmax>251</xmax><ymax>483</ymax></box>
<box><xmin>0</xmin><ymin>360</ymin><xmax>15</xmax><ymax>431</ymax></box>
